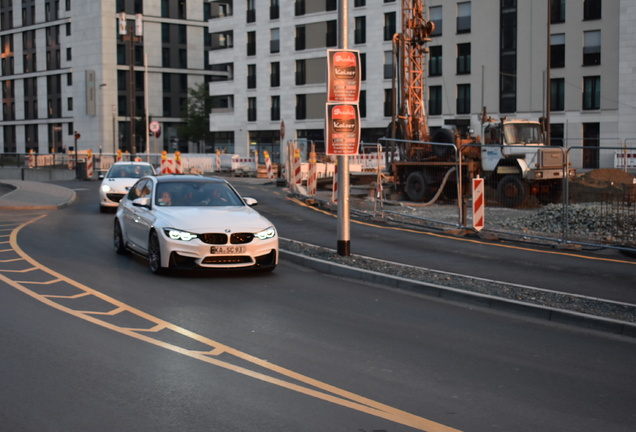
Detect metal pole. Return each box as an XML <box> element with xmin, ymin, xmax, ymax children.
<box><xmin>337</xmin><ymin>0</ymin><xmax>351</xmax><ymax>256</ymax></box>
<box><xmin>144</xmin><ymin>53</ymin><xmax>150</xmax><ymax>161</ymax></box>
<box><xmin>546</xmin><ymin>0</ymin><xmax>551</xmax><ymax>146</ymax></box>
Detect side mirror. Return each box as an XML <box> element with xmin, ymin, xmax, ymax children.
<box><xmin>132</xmin><ymin>196</ymin><xmax>151</xmax><ymax>208</ymax></box>
<box><xmin>243</xmin><ymin>197</ymin><xmax>258</xmax><ymax>207</ymax></box>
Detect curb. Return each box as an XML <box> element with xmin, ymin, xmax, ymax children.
<box><xmin>280</xmin><ymin>249</ymin><xmax>636</xmax><ymax>339</ymax></box>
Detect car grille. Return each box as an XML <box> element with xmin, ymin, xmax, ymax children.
<box><xmin>106</xmin><ymin>193</ymin><xmax>125</xmax><ymax>202</ymax></box>
<box><xmin>202</xmin><ymin>256</ymin><xmax>253</xmax><ymax>264</ymax></box>
<box><xmin>200</xmin><ymin>233</ymin><xmax>255</xmax><ymax>245</ymax></box>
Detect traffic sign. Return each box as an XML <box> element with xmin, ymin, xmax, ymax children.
<box><xmin>149</xmin><ymin>121</ymin><xmax>161</xmax><ymax>133</ymax></box>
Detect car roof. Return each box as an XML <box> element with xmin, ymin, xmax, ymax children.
<box><xmin>153</xmin><ymin>174</ymin><xmax>227</xmax><ymax>184</ymax></box>
<box><xmin>111</xmin><ymin>161</ymin><xmax>153</xmax><ymax>166</ymax></box>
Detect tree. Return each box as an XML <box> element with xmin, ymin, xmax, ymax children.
<box><xmin>179</xmin><ymin>82</ymin><xmax>214</xmax><ymax>152</ymax></box>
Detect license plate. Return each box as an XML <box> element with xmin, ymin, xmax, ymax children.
<box><xmin>210</xmin><ymin>245</ymin><xmax>246</xmax><ymax>254</ymax></box>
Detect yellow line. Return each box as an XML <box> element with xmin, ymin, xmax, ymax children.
<box><xmin>288</xmin><ymin>197</ymin><xmax>636</xmax><ymax>266</ymax></box>
<box><xmin>2</xmin><ymin>214</ymin><xmax>461</xmax><ymax>432</ymax></box>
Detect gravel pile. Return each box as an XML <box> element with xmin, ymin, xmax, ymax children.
<box><xmin>280</xmin><ymin>238</ymin><xmax>636</xmax><ymax>323</ymax></box>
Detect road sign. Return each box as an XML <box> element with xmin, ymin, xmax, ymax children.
<box><xmin>149</xmin><ymin>121</ymin><xmax>160</xmax><ymax>133</ymax></box>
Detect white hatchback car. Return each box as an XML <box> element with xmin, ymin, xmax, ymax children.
<box><xmin>99</xmin><ymin>161</ymin><xmax>156</xmax><ymax>212</ymax></box>
<box><xmin>114</xmin><ymin>175</ymin><xmax>278</xmax><ymax>274</ymax></box>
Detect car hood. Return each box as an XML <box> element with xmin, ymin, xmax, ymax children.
<box><xmin>102</xmin><ymin>178</ymin><xmax>139</xmax><ymax>192</ymax></box>
<box><xmin>153</xmin><ymin>206</ymin><xmax>274</xmax><ymax>233</ymax></box>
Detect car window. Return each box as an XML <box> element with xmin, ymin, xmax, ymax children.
<box><xmin>108</xmin><ymin>164</ymin><xmax>154</xmax><ymax>178</ymax></box>
<box><xmin>128</xmin><ymin>179</ymin><xmax>151</xmax><ymax>200</ymax></box>
<box><xmin>155</xmin><ymin>181</ymin><xmax>243</xmax><ymax>207</ymax></box>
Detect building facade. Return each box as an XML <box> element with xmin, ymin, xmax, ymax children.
<box><xmin>208</xmin><ymin>0</ymin><xmax>636</xmax><ymax>168</ymax></box>
<box><xmin>1</xmin><ymin>0</ymin><xmax>635</xmax><ymax>170</ymax></box>
<box><xmin>0</xmin><ymin>0</ymin><xmax>216</xmax><ymax>156</ymax></box>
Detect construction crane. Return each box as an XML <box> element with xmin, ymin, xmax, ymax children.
<box><xmin>392</xmin><ymin>0</ymin><xmax>435</xmax><ymax>143</ymax></box>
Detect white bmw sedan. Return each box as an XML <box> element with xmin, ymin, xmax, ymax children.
<box><xmin>99</xmin><ymin>161</ymin><xmax>156</xmax><ymax>212</ymax></box>
<box><xmin>114</xmin><ymin>175</ymin><xmax>278</xmax><ymax>274</ymax></box>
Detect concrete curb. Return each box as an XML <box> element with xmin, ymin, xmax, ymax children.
<box><xmin>0</xmin><ymin>180</ymin><xmax>77</xmax><ymax>210</ymax></box>
<box><xmin>280</xmin><ymin>249</ymin><xmax>636</xmax><ymax>339</ymax></box>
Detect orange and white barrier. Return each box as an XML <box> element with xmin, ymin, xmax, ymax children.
<box><xmin>614</xmin><ymin>152</ymin><xmax>636</xmax><ymax>168</ymax></box>
<box><xmin>86</xmin><ymin>150</ymin><xmax>94</xmax><ymax>179</ymax></box>
<box><xmin>472</xmin><ymin>177</ymin><xmax>485</xmax><ymax>231</ymax></box>
<box><xmin>28</xmin><ymin>150</ymin><xmax>35</xmax><ymax>169</ymax></box>
<box><xmin>264</xmin><ymin>151</ymin><xmax>275</xmax><ymax>180</ymax></box>
<box><xmin>175</xmin><ymin>151</ymin><xmax>183</xmax><ymax>174</ymax></box>
<box><xmin>116</xmin><ymin>149</ymin><xmax>123</xmax><ymax>162</ymax></box>
<box><xmin>307</xmin><ymin>152</ymin><xmax>317</xmax><ymax>196</ymax></box>
<box><xmin>293</xmin><ymin>148</ymin><xmax>302</xmax><ymax>191</ymax></box>
<box><xmin>216</xmin><ymin>150</ymin><xmax>221</xmax><ymax>172</ymax></box>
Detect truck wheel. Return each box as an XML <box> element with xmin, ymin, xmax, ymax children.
<box><xmin>497</xmin><ymin>175</ymin><xmax>528</xmax><ymax>208</ymax></box>
<box><xmin>537</xmin><ymin>181</ymin><xmax>563</xmax><ymax>204</ymax></box>
<box><xmin>405</xmin><ymin>171</ymin><xmax>431</xmax><ymax>202</ymax></box>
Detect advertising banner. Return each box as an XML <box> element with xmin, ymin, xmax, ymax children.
<box><xmin>325</xmin><ymin>103</ymin><xmax>361</xmax><ymax>155</ymax></box>
<box><xmin>327</xmin><ymin>49</ymin><xmax>361</xmax><ymax>103</ymax></box>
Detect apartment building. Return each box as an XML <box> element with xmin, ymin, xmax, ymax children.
<box><xmin>209</xmin><ymin>0</ymin><xmax>636</xmax><ymax>168</ymax></box>
<box><xmin>0</xmin><ymin>0</ymin><xmax>215</xmax><ymax>156</ymax></box>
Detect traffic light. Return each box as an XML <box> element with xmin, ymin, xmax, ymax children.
<box><xmin>74</xmin><ymin>131</ymin><xmax>81</xmax><ymax>140</ymax></box>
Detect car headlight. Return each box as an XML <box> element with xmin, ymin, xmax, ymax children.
<box><xmin>163</xmin><ymin>228</ymin><xmax>198</xmax><ymax>241</ymax></box>
<box><xmin>255</xmin><ymin>226</ymin><xmax>276</xmax><ymax>240</ymax></box>
<box><xmin>101</xmin><ymin>184</ymin><xmax>112</xmax><ymax>192</ymax></box>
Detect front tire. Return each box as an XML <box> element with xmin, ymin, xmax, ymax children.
<box><xmin>148</xmin><ymin>231</ymin><xmax>166</xmax><ymax>275</ymax></box>
<box><xmin>405</xmin><ymin>171</ymin><xmax>432</xmax><ymax>202</ymax></box>
<box><xmin>114</xmin><ymin>220</ymin><xmax>128</xmax><ymax>255</ymax></box>
<box><xmin>497</xmin><ymin>175</ymin><xmax>528</xmax><ymax>208</ymax></box>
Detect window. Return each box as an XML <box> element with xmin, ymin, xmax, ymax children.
<box><xmin>68</xmin><ymin>97</ymin><xmax>73</xmax><ymax>111</ymax></box>
<box><xmin>384</xmin><ymin>51</ymin><xmax>393</xmax><ymax>79</ymax></box>
<box><xmin>429</xmin><ymin>86</ymin><xmax>442</xmax><ymax>115</ymax></box>
<box><xmin>583</xmin><ymin>0</ymin><xmax>601</xmax><ymax>20</ymax></box>
<box><xmin>359</xmin><ymin>90</ymin><xmax>366</xmax><ymax>118</ymax></box>
<box><xmin>271</xmin><ymin>96</ymin><xmax>280</xmax><ymax>121</ymax></box>
<box><xmin>247</xmin><ymin>97</ymin><xmax>256</xmax><ymax>121</ymax></box>
<box><xmin>355</xmin><ymin>0</ymin><xmax>366</xmax><ymax>6</ymax></box>
<box><xmin>550</xmin><ymin>78</ymin><xmax>565</xmax><ymax>111</ymax></box>
<box><xmin>270</xmin><ymin>28</ymin><xmax>280</xmax><ymax>53</ymax></box>
<box><xmin>296</xmin><ymin>94</ymin><xmax>306</xmax><ymax>120</ymax></box>
<box><xmin>270</xmin><ymin>62</ymin><xmax>280</xmax><ymax>87</ymax></box>
<box><xmin>66</xmin><ymin>47</ymin><xmax>71</xmax><ymax>61</ymax></box>
<box><xmin>457</xmin><ymin>2</ymin><xmax>471</xmax><ymax>34</ymax></box>
<box><xmin>582</xmin><ymin>123</ymin><xmax>600</xmax><ymax>169</ymax></box>
<box><xmin>353</xmin><ymin>16</ymin><xmax>365</xmax><ymax>44</ymax></box>
<box><xmin>550</xmin><ymin>0</ymin><xmax>565</xmax><ymax>24</ymax></box>
<box><xmin>270</xmin><ymin>0</ymin><xmax>279</xmax><ymax>20</ymax></box>
<box><xmin>247</xmin><ymin>64</ymin><xmax>256</xmax><ymax>89</ymax></box>
<box><xmin>326</xmin><ymin>20</ymin><xmax>337</xmax><ymax>47</ymax></box>
<box><xmin>247</xmin><ymin>0</ymin><xmax>255</xmax><ymax>23</ymax></box>
<box><xmin>383</xmin><ymin>89</ymin><xmax>392</xmax><ymax>117</ymax></box>
<box><xmin>295</xmin><ymin>0</ymin><xmax>305</xmax><ymax>16</ymax></box>
<box><xmin>295</xmin><ymin>59</ymin><xmax>305</xmax><ymax>85</ymax></box>
<box><xmin>429</xmin><ymin>45</ymin><xmax>442</xmax><ymax>76</ymax></box>
<box><xmin>295</xmin><ymin>25</ymin><xmax>305</xmax><ymax>51</ymax></box>
<box><xmin>457</xmin><ymin>84</ymin><xmax>470</xmax><ymax>114</ymax></box>
<box><xmin>583</xmin><ymin>30</ymin><xmax>600</xmax><ymax>66</ymax></box>
<box><xmin>247</xmin><ymin>31</ymin><xmax>256</xmax><ymax>56</ymax></box>
<box><xmin>582</xmin><ymin>76</ymin><xmax>600</xmax><ymax>110</ymax></box>
<box><xmin>384</xmin><ymin>12</ymin><xmax>396</xmax><ymax>41</ymax></box>
<box><xmin>430</xmin><ymin>6</ymin><xmax>442</xmax><ymax>36</ymax></box>
<box><xmin>457</xmin><ymin>43</ymin><xmax>470</xmax><ymax>74</ymax></box>
<box><xmin>360</xmin><ymin>53</ymin><xmax>366</xmax><ymax>81</ymax></box>
<box><xmin>550</xmin><ymin>34</ymin><xmax>565</xmax><ymax>68</ymax></box>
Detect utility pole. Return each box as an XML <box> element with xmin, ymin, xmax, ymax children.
<box><xmin>119</xmin><ymin>13</ymin><xmax>143</xmax><ymax>156</ymax></box>
<box><xmin>337</xmin><ymin>0</ymin><xmax>351</xmax><ymax>256</ymax></box>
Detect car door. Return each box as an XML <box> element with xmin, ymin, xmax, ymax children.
<box><xmin>123</xmin><ymin>179</ymin><xmax>154</xmax><ymax>253</ymax></box>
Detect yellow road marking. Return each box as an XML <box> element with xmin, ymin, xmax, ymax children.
<box><xmin>288</xmin><ymin>197</ymin><xmax>636</xmax><ymax>266</ymax></box>
<box><xmin>0</xmin><ymin>213</ymin><xmax>461</xmax><ymax>432</ymax></box>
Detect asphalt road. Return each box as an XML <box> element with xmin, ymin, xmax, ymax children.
<box><xmin>0</xmin><ymin>180</ymin><xmax>635</xmax><ymax>432</ymax></box>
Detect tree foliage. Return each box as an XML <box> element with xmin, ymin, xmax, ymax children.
<box><xmin>179</xmin><ymin>82</ymin><xmax>214</xmax><ymax>145</ymax></box>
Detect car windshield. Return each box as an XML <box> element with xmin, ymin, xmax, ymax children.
<box><xmin>109</xmin><ymin>165</ymin><xmax>154</xmax><ymax>179</ymax></box>
<box><xmin>155</xmin><ymin>181</ymin><xmax>244</xmax><ymax>207</ymax></box>
<box><xmin>503</xmin><ymin>124</ymin><xmax>543</xmax><ymax>145</ymax></box>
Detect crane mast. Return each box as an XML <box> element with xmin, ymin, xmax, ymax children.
<box><xmin>395</xmin><ymin>0</ymin><xmax>434</xmax><ymax>142</ymax></box>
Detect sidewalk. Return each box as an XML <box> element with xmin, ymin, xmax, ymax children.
<box><xmin>0</xmin><ymin>180</ymin><xmax>76</xmax><ymax>210</ymax></box>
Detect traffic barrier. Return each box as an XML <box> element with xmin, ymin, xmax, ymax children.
<box><xmin>263</xmin><ymin>151</ymin><xmax>275</xmax><ymax>180</ymax></box>
<box><xmin>293</xmin><ymin>148</ymin><xmax>302</xmax><ymax>191</ymax></box>
<box><xmin>216</xmin><ymin>150</ymin><xmax>221</xmax><ymax>172</ymax></box>
<box><xmin>86</xmin><ymin>150</ymin><xmax>94</xmax><ymax>179</ymax></box>
<box><xmin>175</xmin><ymin>151</ymin><xmax>183</xmax><ymax>174</ymax></box>
<box><xmin>614</xmin><ymin>152</ymin><xmax>636</xmax><ymax>168</ymax></box>
<box><xmin>472</xmin><ymin>177</ymin><xmax>485</xmax><ymax>231</ymax></box>
<box><xmin>116</xmin><ymin>150</ymin><xmax>123</xmax><ymax>162</ymax></box>
<box><xmin>28</xmin><ymin>150</ymin><xmax>35</xmax><ymax>169</ymax></box>
<box><xmin>307</xmin><ymin>152</ymin><xmax>317</xmax><ymax>196</ymax></box>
